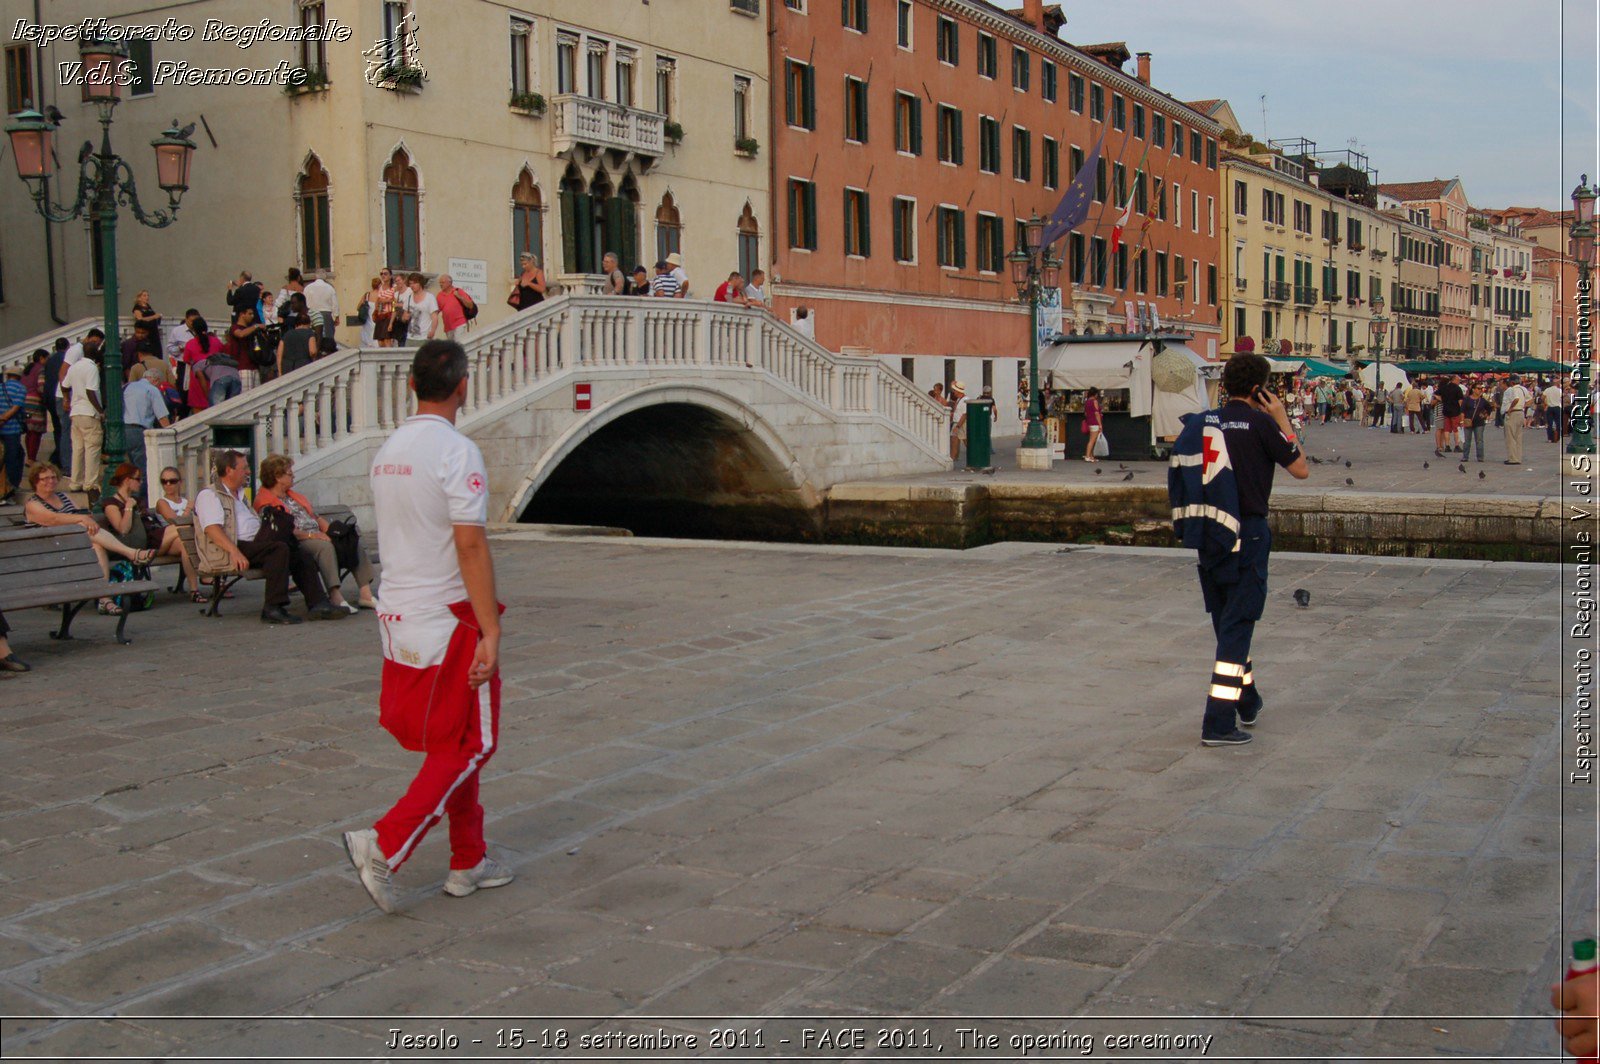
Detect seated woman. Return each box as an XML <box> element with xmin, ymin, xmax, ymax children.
<box><xmin>254</xmin><ymin>454</ymin><xmax>377</xmax><ymax>613</ymax></box>
<box><xmin>101</xmin><ymin>463</ymin><xmax>204</xmax><ymax>602</ymax></box>
<box><xmin>22</xmin><ymin>463</ymin><xmax>156</xmax><ymax>616</ymax></box>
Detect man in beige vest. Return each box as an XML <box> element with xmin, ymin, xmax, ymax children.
<box><xmin>1500</xmin><ymin>374</ymin><xmax>1532</xmax><ymax>465</ymax></box>
<box><xmin>195</xmin><ymin>449</ymin><xmax>335</xmax><ymax>624</ymax></box>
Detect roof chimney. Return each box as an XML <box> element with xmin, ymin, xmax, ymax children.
<box><xmin>1136</xmin><ymin>51</ymin><xmax>1151</xmax><ymax>85</ymax></box>
<box><xmin>1023</xmin><ymin>0</ymin><xmax>1044</xmax><ymax>31</ymax></box>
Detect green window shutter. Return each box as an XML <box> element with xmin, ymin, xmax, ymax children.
<box><xmin>785</xmin><ymin>65</ymin><xmax>796</xmax><ymax>126</ymax></box>
<box><xmin>805</xmin><ymin>182</ymin><xmax>817</xmax><ymax>249</ymax></box>
<box><xmin>385</xmin><ymin>190</ymin><xmax>403</xmax><ymax>267</ymax></box>
<box><xmin>842</xmin><ymin>188</ymin><xmax>852</xmax><ymax>251</ymax></box>
<box><xmin>860</xmin><ymin>85</ymin><xmax>868</xmax><ymax>142</ymax></box>
<box><xmin>304</xmin><ymin>196</ymin><xmax>320</xmax><ymax>271</ymax></box>
<box><xmin>892</xmin><ymin>200</ymin><xmax>903</xmax><ymax>259</ymax></box>
<box><xmin>315</xmin><ymin>196</ymin><xmax>331</xmax><ymax>269</ymax></box>
<box><xmin>803</xmin><ymin>66</ymin><xmax>816</xmax><ymax>129</ymax></box>
<box><xmin>955</xmin><ymin>210</ymin><xmax>966</xmax><ymax>268</ymax></box>
<box><xmin>911</xmin><ymin>98</ymin><xmax>922</xmax><ymax>154</ymax></box>
<box><xmin>953</xmin><ymin>111</ymin><xmax>963</xmax><ymax>164</ymax></box>
<box><xmin>560</xmin><ymin>190</ymin><xmax>579</xmax><ymax>273</ymax></box>
<box><xmin>860</xmin><ymin>192</ymin><xmax>871</xmax><ymax>257</ymax></box>
<box><xmin>574</xmin><ymin>193</ymin><xmax>595</xmax><ymax>272</ymax></box>
<box><xmin>620</xmin><ymin>198</ymin><xmax>638</xmax><ymax>271</ymax></box>
<box><xmin>787</xmin><ymin>182</ymin><xmax>798</xmax><ymax>247</ymax></box>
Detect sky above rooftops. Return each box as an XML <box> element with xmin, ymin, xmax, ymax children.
<box><xmin>1038</xmin><ymin>0</ymin><xmax>1595</xmax><ymax>211</ymax></box>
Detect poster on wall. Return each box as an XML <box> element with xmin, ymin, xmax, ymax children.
<box><xmin>1037</xmin><ymin>287</ymin><xmax>1063</xmax><ymax>348</ymax></box>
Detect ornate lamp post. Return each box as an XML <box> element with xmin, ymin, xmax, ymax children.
<box><xmin>4</xmin><ymin>34</ymin><xmax>196</xmax><ymax>496</ymax></box>
<box><xmin>1009</xmin><ymin>212</ymin><xmax>1061</xmax><ymax>470</ymax></box>
<box><xmin>1568</xmin><ymin>174</ymin><xmax>1596</xmax><ymax>455</ymax></box>
<box><xmin>1368</xmin><ymin>294</ymin><xmax>1388</xmax><ymax>420</ymax></box>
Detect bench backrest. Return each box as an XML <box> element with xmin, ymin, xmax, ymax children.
<box><xmin>174</xmin><ymin>517</ymin><xmax>223</xmax><ymax>578</ymax></box>
<box><xmin>0</xmin><ymin>526</ymin><xmax>108</xmax><ymax>609</ymax></box>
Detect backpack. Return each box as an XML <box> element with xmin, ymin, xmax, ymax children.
<box><xmin>459</xmin><ymin>290</ymin><xmax>478</xmax><ymax>321</ymax></box>
<box><xmin>198</xmin><ymin>335</ymin><xmax>237</xmax><ymax>371</ymax></box>
<box><xmin>108</xmin><ymin>560</ymin><xmax>155</xmax><ymax>612</ymax></box>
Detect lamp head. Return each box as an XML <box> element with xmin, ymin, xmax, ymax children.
<box><xmin>1025</xmin><ymin>214</ymin><xmax>1044</xmax><ymax>254</ymax></box>
<box><xmin>78</xmin><ymin>33</ymin><xmax>129</xmax><ymax>103</ymax></box>
<box><xmin>150</xmin><ymin>119</ymin><xmax>198</xmax><ymax>198</ymax></box>
<box><xmin>1040</xmin><ymin>254</ymin><xmax>1061</xmax><ymax>290</ymax></box>
<box><xmin>4</xmin><ymin>108</ymin><xmax>56</xmax><ymax>182</ymax></box>
<box><xmin>1572</xmin><ymin>173</ymin><xmax>1597</xmax><ymax>226</ymax></box>
<box><xmin>1008</xmin><ymin>248</ymin><xmax>1029</xmax><ymax>291</ymax></box>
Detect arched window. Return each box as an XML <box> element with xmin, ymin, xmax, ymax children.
<box><xmin>605</xmin><ymin>175</ymin><xmax>640</xmax><ymax>272</ymax></box>
<box><xmin>511</xmin><ymin>168</ymin><xmax>542</xmax><ymax>273</ymax></box>
<box><xmin>297</xmin><ymin>155</ymin><xmax>331</xmax><ymax>271</ymax></box>
<box><xmin>737</xmin><ymin>203</ymin><xmax>760</xmax><ymax>279</ymax></box>
<box><xmin>655</xmin><ymin>192</ymin><xmax>681</xmax><ymax>262</ymax></box>
<box><xmin>383</xmin><ymin>148</ymin><xmax>420</xmax><ymax>271</ymax></box>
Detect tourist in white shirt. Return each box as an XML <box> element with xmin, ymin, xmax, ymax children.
<box><xmin>398</xmin><ymin>273</ymin><xmax>439</xmax><ymax>346</ymax></box>
<box><xmin>666</xmin><ymin>252</ymin><xmax>689</xmax><ymax>298</ymax></box>
<box><xmin>342</xmin><ymin>338</ymin><xmax>512</xmax><ymax>913</ymax></box>
<box><xmin>743</xmin><ymin>269</ymin><xmax>769</xmax><ymax>309</ymax></box>
<box><xmin>1499</xmin><ymin>374</ymin><xmax>1533</xmax><ymax>464</ymax></box>
<box><xmin>303</xmin><ymin>271</ymin><xmax>341</xmax><ymax>351</ymax></box>
<box><xmin>62</xmin><ymin>338</ymin><xmax>105</xmax><ymax>492</ymax></box>
<box><xmin>1543</xmin><ymin>381</ymin><xmax>1566</xmax><ymax>443</ymax></box>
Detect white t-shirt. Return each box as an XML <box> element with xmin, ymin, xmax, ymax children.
<box><xmin>1544</xmin><ymin>385</ymin><xmax>1564</xmax><ymax>408</ymax></box>
<box><xmin>195</xmin><ymin>483</ymin><xmax>262</xmax><ymax>542</ymax></box>
<box><xmin>669</xmin><ymin>266</ymin><xmax>688</xmax><ymax>296</ymax></box>
<box><xmin>371</xmin><ymin>414</ymin><xmax>489</xmax><ymax>613</ymax></box>
<box><xmin>951</xmin><ymin>396</ymin><xmax>969</xmax><ymax>426</ymax></box>
<box><xmin>62</xmin><ymin>341</ymin><xmax>85</xmax><ymax>369</ymax></box>
<box><xmin>743</xmin><ymin>283</ymin><xmax>766</xmax><ymax>305</ymax></box>
<box><xmin>401</xmin><ymin>289</ymin><xmax>439</xmax><ymax>340</ymax></box>
<box><xmin>63</xmin><ymin>357</ymin><xmax>101</xmax><ymax>417</ymax></box>
<box><xmin>1501</xmin><ymin>385</ymin><xmax>1531</xmax><ymax>414</ymax></box>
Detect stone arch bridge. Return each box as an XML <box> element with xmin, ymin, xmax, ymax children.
<box><xmin>146</xmin><ymin>295</ymin><xmax>951</xmax><ymax>537</ymax></box>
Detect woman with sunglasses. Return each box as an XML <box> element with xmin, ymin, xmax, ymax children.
<box><xmin>371</xmin><ymin>269</ymin><xmax>399</xmax><ymax>347</ymax></box>
<box><xmin>22</xmin><ymin>463</ymin><xmax>157</xmax><ymax>616</ymax></box>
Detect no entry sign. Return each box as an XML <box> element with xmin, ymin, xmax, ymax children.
<box><xmin>574</xmin><ymin>383</ymin><xmax>592</xmax><ymax>411</ymax></box>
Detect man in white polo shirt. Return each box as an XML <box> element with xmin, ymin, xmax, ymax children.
<box><xmin>343</xmin><ymin>339</ymin><xmax>510</xmax><ymax>913</ymax></box>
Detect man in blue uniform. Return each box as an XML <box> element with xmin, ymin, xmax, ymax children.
<box><xmin>1174</xmin><ymin>353</ymin><xmax>1309</xmax><ymax>746</ymax></box>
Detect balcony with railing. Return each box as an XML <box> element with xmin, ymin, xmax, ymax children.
<box><xmin>1234</xmin><ymin>276</ymin><xmax>1248</xmax><ymax>291</ymax></box>
<box><xmin>1263</xmin><ymin>280</ymin><xmax>1290</xmax><ymax>303</ymax></box>
<box><xmin>1293</xmin><ymin>285</ymin><xmax>1317</xmax><ymax>306</ymax></box>
<box><xmin>551</xmin><ymin>93</ymin><xmax>666</xmax><ymax>159</ymax></box>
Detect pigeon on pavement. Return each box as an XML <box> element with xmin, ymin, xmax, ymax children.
<box><xmin>1293</xmin><ymin>588</ymin><xmax>1311</xmax><ymax>609</ymax></box>
<box><xmin>1345</xmin><ymin>477</ymin><xmax>1354</xmax><ymax>485</ymax></box>
<box><xmin>1423</xmin><ymin>461</ymin><xmax>1429</xmax><ymax>469</ymax></box>
<box><xmin>1479</xmin><ymin>471</ymin><xmax>1486</xmax><ymax>479</ymax></box>
<box><xmin>1095</xmin><ymin>467</ymin><xmax>1103</xmax><ymax>475</ymax></box>
<box><xmin>1459</xmin><ymin>463</ymin><xmax>1466</xmax><ymax>473</ymax></box>
<box><xmin>1345</xmin><ymin>460</ymin><xmax>1352</xmax><ymax>468</ymax></box>
<box><xmin>1122</xmin><ymin>472</ymin><xmax>1134</xmax><ymax>481</ymax></box>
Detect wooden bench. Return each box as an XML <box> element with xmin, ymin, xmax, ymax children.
<box><xmin>0</xmin><ymin>525</ymin><xmax>161</xmax><ymax>645</ymax></box>
<box><xmin>175</xmin><ymin>518</ymin><xmax>263</xmax><ymax>618</ymax></box>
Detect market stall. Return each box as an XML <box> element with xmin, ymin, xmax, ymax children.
<box><xmin>1042</xmin><ymin>335</ymin><xmax>1211</xmax><ymax>459</ymax></box>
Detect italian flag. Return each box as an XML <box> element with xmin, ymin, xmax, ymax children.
<box><xmin>1111</xmin><ymin>191</ymin><xmax>1136</xmax><ymax>255</ymax></box>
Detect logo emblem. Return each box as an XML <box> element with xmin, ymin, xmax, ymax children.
<box><xmin>466</xmin><ymin>472</ymin><xmax>486</xmax><ymax>495</ymax></box>
<box><xmin>1200</xmin><ymin>426</ymin><xmax>1231</xmax><ymax>485</ymax></box>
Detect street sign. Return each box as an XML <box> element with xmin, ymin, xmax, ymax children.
<box><xmin>446</xmin><ymin>257</ymin><xmax>489</xmax><ymax>306</ymax></box>
<box><xmin>574</xmin><ymin>383</ymin><xmax>592</xmax><ymax>411</ymax></box>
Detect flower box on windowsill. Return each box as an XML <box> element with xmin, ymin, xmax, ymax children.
<box><xmin>376</xmin><ymin>65</ymin><xmax>426</xmax><ymax>93</ymax></box>
<box><xmin>509</xmin><ymin>92</ymin><xmax>546</xmax><ymax>117</ymax></box>
<box><xmin>283</xmin><ymin>67</ymin><xmax>330</xmax><ymax>96</ymax></box>
<box><xmin>734</xmin><ymin>137</ymin><xmax>759</xmax><ymax>158</ymax></box>
<box><xmin>664</xmin><ymin>121</ymin><xmax>685</xmax><ymax>145</ymax></box>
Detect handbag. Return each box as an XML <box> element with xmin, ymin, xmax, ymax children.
<box><xmin>1093</xmin><ymin>432</ymin><xmax>1110</xmax><ymax>458</ymax></box>
<box><xmin>108</xmin><ymin>560</ymin><xmax>155</xmax><ymax>612</ymax></box>
<box><xmin>255</xmin><ymin>505</ymin><xmax>298</xmax><ymax>548</ymax></box>
<box><xmin>506</xmin><ymin>288</ymin><xmax>522</xmax><ymax>309</ymax></box>
<box><xmin>327</xmin><ymin>518</ymin><xmax>362</xmax><ymax>575</ymax></box>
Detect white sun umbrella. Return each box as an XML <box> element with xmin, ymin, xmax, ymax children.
<box><xmin>1358</xmin><ymin>362</ymin><xmax>1409</xmax><ymax>391</ymax></box>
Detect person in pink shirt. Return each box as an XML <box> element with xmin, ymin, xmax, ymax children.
<box><xmin>435</xmin><ymin>275</ymin><xmax>476</xmax><ymax>342</ymax></box>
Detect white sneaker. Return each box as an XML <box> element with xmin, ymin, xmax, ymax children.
<box><xmin>342</xmin><ymin>828</ymin><xmax>396</xmax><ymax>914</ymax></box>
<box><xmin>444</xmin><ymin>856</ymin><xmax>515</xmax><ymax>897</ymax></box>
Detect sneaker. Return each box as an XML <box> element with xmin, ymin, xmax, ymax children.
<box><xmin>1237</xmin><ymin>699</ymin><xmax>1262</xmax><ymax>727</ymax></box>
<box><xmin>1200</xmin><ymin>729</ymin><xmax>1254</xmax><ymax>747</ymax></box>
<box><xmin>342</xmin><ymin>828</ymin><xmax>396</xmax><ymax>913</ymax></box>
<box><xmin>444</xmin><ymin>856</ymin><xmax>515</xmax><ymax>898</ymax></box>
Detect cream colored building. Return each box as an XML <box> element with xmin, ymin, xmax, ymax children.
<box><xmin>0</xmin><ymin>0</ymin><xmax>769</xmax><ymax>344</ymax></box>
<box><xmin>1218</xmin><ymin>148</ymin><xmax>1399</xmax><ymax>363</ymax></box>
<box><xmin>1532</xmin><ymin>271</ymin><xmax>1554</xmax><ymax>363</ymax></box>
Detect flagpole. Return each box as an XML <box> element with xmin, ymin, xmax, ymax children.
<box><xmin>1125</xmin><ymin>150</ymin><xmax>1174</xmax><ymax>331</ymax></box>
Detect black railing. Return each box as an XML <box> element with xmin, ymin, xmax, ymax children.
<box><xmin>1263</xmin><ymin>280</ymin><xmax>1290</xmax><ymax>302</ymax></box>
<box><xmin>1294</xmin><ymin>285</ymin><xmax>1317</xmax><ymax>306</ymax></box>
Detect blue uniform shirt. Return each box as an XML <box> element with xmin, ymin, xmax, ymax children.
<box><xmin>122</xmin><ymin>378</ymin><xmax>170</xmax><ymax>429</ymax></box>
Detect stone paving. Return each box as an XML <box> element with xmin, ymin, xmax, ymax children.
<box><xmin>0</xmin><ymin>532</ymin><xmax>1586</xmax><ymax>1061</ymax></box>
<box><xmin>964</xmin><ymin>419</ymin><xmax>1574</xmax><ymax>497</ymax></box>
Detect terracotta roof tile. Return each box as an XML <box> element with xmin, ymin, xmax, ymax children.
<box><xmin>1378</xmin><ymin>179</ymin><xmax>1454</xmax><ymax>201</ymax></box>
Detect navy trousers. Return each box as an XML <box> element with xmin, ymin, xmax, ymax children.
<box><xmin>1197</xmin><ymin>516</ymin><xmax>1270</xmax><ymax>737</ymax></box>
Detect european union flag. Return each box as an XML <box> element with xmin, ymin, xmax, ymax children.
<box><xmin>1040</xmin><ymin>132</ymin><xmax>1105</xmax><ymax>249</ymax></box>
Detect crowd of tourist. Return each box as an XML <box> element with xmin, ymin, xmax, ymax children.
<box><xmin>1282</xmin><ymin>372</ymin><xmax>1574</xmax><ymax>465</ymax></box>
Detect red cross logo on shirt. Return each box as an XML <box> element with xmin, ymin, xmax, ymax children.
<box><xmin>466</xmin><ymin>472</ymin><xmax>486</xmax><ymax>495</ymax></box>
<box><xmin>1200</xmin><ymin>426</ymin><xmax>1229</xmax><ymax>485</ymax></box>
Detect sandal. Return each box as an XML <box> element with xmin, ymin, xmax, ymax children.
<box><xmin>190</xmin><ymin>590</ymin><xmax>210</xmax><ymax>604</ymax></box>
<box><xmin>134</xmin><ymin>548</ymin><xmax>157</xmax><ymax>564</ymax></box>
<box><xmin>98</xmin><ymin>598</ymin><xmax>125</xmax><ymax>616</ymax></box>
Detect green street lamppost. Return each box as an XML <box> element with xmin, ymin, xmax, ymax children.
<box><xmin>1009</xmin><ymin>213</ymin><xmax>1062</xmax><ymax>471</ymax></box>
<box><xmin>4</xmin><ymin>34</ymin><xmax>197</xmax><ymax>497</ymax></box>
<box><xmin>1368</xmin><ymin>294</ymin><xmax>1388</xmax><ymax>418</ymax></box>
<box><xmin>1568</xmin><ymin>174</ymin><xmax>1596</xmax><ymax>456</ymax></box>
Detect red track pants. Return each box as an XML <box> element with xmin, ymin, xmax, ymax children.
<box><xmin>372</xmin><ymin>600</ymin><xmax>501</xmax><ymax>871</ymax></box>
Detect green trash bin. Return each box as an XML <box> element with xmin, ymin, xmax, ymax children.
<box><xmin>966</xmin><ymin>399</ymin><xmax>994</xmax><ymax>469</ymax></box>
<box><xmin>211</xmin><ymin>423</ymin><xmax>258</xmax><ymax>497</ymax></box>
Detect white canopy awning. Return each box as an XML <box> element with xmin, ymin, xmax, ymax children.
<box><xmin>1269</xmin><ymin>358</ymin><xmax>1306</xmax><ymax>373</ymax></box>
<box><xmin>1043</xmin><ymin>339</ymin><xmax>1210</xmax><ymax>436</ymax></box>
